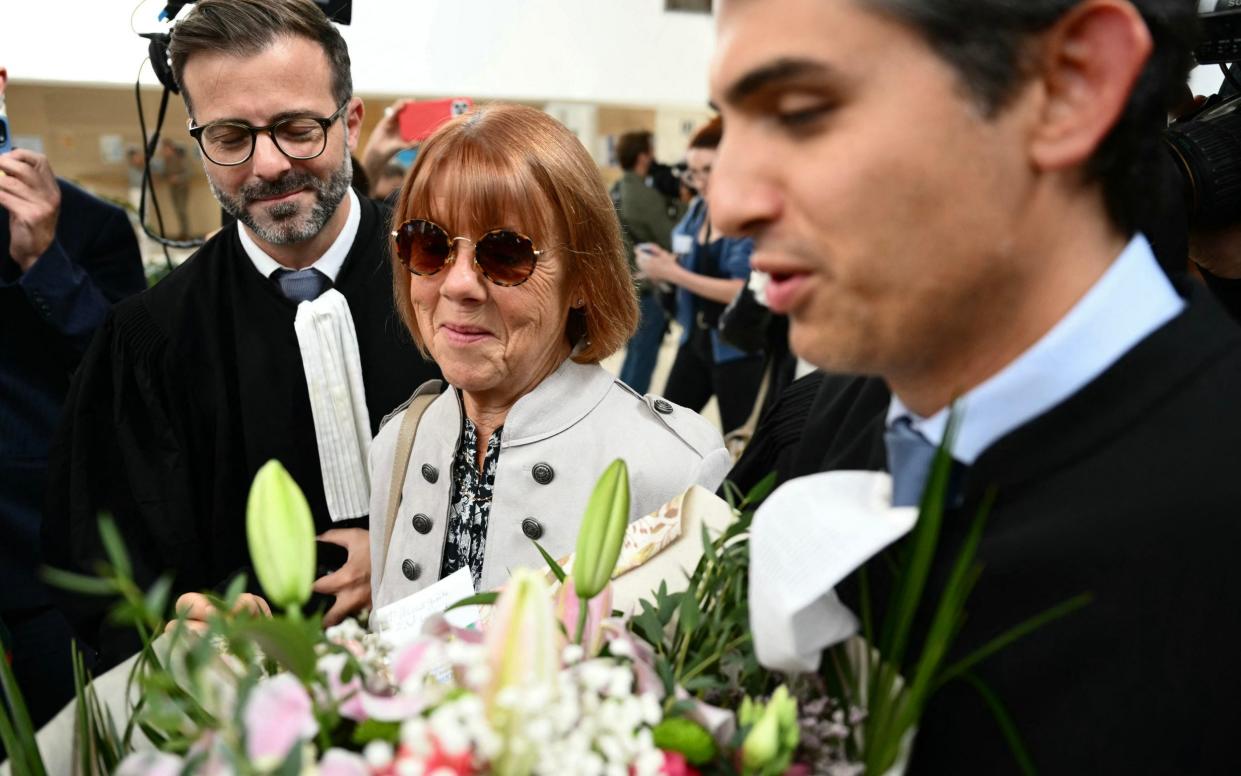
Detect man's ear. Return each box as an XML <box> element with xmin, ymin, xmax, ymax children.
<box><xmin>345</xmin><ymin>96</ymin><xmax>364</xmax><ymax>153</ymax></box>
<box><xmin>1027</xmin><ymin>0</ymin><xmax>1152</xmax><ymax>171</ymax></box>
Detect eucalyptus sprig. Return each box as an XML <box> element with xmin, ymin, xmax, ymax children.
<box><xmin>629</xmin><ymin>473</ymin><xmax>779</xmax><ymax>711</ymax></box>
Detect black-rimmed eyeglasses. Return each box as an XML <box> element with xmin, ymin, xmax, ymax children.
<box><xmin>188</xmin><ymin>101</ymin><xmax>349</xmax><ymax>167</ymax></box>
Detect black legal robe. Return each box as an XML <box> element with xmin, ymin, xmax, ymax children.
<box><xmin>43</xmin><ymin>193</ymin><xmax>439</xmax><ymax>667</ymax></box>
<box><xmin>767</xmin><ymin>282</ymin><xmax>1241</xmax><ymax>773</ymax></box>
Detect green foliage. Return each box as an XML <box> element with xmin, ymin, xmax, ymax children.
<box><xmin>630</xmin><ymin>477</ymin><xmax>772</xmax><ymax>713</ymax></box>
<box><xmin>532</xmin><ymin>541</ymin><xmax>567</xmax><ymax>583</ymax></box>
<box><xmin>232</xmin><ymin>617</ymin><xmax>321</xmax><ymax>681</ymax></box>
<box><xmin>351</xmin><ymin>719</ymin><xmax>402</xmax><ymax>746</ymax></box>
<box><xmin>446</xmin><ymin>591</ymin><xmax>500</xmax><ymax>611</ymax></box>
<box><xmin>0</xmin><ymin>623</ymin><xmax>47</xmax><ymax>776</ymax></box>
<box><xmin>651</xmin><ymin>717</ymin><xmax>717</xmax><ymax>765</ymax></box>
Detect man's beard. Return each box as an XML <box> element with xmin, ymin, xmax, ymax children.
<box><xmin>209</xmin><ymin>152</ymin><xmax>352</xmax><ymax>246</ymax></box>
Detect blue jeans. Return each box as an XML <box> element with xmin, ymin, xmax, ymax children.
<box><xmin>619</xmin><ymin>291</ymin><xmax>667</xmax><ymax>394</ymax></box>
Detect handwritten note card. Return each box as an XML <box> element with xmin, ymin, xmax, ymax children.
<box><xmin>372</xmin><ymin>567</ymin><xmax>479</xmax><ymax>648</ymax></box>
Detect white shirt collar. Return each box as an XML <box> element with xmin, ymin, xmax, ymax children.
<box><xmin>886</xmin><ymin>234</ymin><xmax>1185</xmax><ymax>464</ymax></box>
<box><xmin>238</xmin><ymin>187</ymin><xmax>361</xmax><ymax>281</ymax></box>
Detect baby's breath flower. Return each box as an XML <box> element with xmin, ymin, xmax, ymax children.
<box><xmin>363</xmin><ymin>740</ymin><xmax>394</xmax><ymax>768</ymax></box>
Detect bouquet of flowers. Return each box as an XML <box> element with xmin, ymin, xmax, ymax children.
<box><xmin>0</xmin><ymin>460</ymin><xmax>795</xmax><ymax>776</ymax></box>
<box><xmin>0</xmin><ymin>416</ymin><xmax>1084</xmax><ymax>775</ymax></box>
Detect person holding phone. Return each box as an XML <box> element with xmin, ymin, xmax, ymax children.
<box><xmin>0</xmin><ymin>64</ymin><xmax>146</xmax><ymax>729</ymax></box>
<box><xmin>636</xmin><ymin>118</ymin><xmax>765</xmax><ymax>434</ymax></box>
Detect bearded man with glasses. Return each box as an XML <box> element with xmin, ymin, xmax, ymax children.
<box><xmin>43</xmin><ymin>0</ymin><xmax>439</xmax><ymax>671</ymax></box>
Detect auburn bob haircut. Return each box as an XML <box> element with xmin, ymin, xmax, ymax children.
<box><xmin>392</xmin><ymin>103</ymin><xmax>638</xmax><ymax>365</ymax></box>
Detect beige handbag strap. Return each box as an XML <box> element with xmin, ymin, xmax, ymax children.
<box><xmin>724</xmin><ymin>359</ymin><xmax>773</xmax><ymax>460</ymax></box>
<box><xmin>376</xmin><ymin>390</ymin><xmax>439</xmax><ymax>584</ymax></box>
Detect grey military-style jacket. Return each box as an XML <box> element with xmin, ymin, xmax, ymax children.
<box><xmin>370</xmin><ymin>359</ymin><xmax>731</xmax><ymax>608</ymax></box>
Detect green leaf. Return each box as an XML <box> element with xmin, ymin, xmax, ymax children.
<box><xmin>532</xmin><ymin>541</ymin><xmax>566</xmax><ymax>583</ymax></box>
<box><xmin>274</xmin><ymin>736</ymin><xmax>304</xmax><ymax>776</ymax></box>
<box><xmin>97</xmin><ymin>514</ymin><xmax>132</xmax><ymax>580</ymax></box>
<box><xmin>937</xmin><ymin>592</ymin><xmax>1093</xmax><ymax>688</ymax></box>
<box><xmin>633</xmin><ymin>604</ymin><xmax>664</xmax><ymax>647</ymax></box>
<box><xmin>962</xmin><ymin>672</ymin><xmax>1037</xmax><ymax>776</ymax></box>
<box><xmin>144</xmin><ymin>575</ymin><xmax>174</xmax><ymax>621</ymax></box>
<box><xmin>884</xmin><ymin>489</ymin><xmax>991</xmax><ymax>756</ymax></box>
<box><xmin>0</xmin><ymin>623</ymin><xmax>47</xmax><ymax>776</ymax></box>
<box><xmin>657</xmin><ymin>593</ymin><xmax>681</xmax><ymax>627</ymax></box>
<box><xmin>234</xmin><ymin>618</ymin><xmax>318</xmax><ymax>681</ymax></box>
<box><xmin>41</xmin><ymin>566</ymin><xmax>118</xmax><ymax>596</ymax></box>
<box><xmin>741</xmin><ymin>471</ymin><xmax>778</xmax><ymax>509</ymax></box>
<box><xmin>445</xmin><ymin>591</ymin><xmax>499</xmax><ymax>611</ymax></box>
<box><xmin>222</xmin><ymin>572</ymin><xmax>249</xmax><ymax>607</ymax></box>
<box><xmin>678</xmin><ymin>589</ymin><xmax>702</xmax><ymax>635</ymax></box>
<box><xmin>351</xmin><ymin>719</ymin><xmax>402</xmax><ymax>745</ymax></box>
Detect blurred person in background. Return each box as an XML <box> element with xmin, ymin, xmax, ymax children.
<box><xmin>637</xmin><ymin>118</ymin><xmax>764</xmax><ymax>434</ymax></box>
<box><xmin>372</xmin><ymin>161</ymin><xmax>407</xmax><ymax>203</ymax></box>
<box><xmin>614</xmin><ymin>129</ymin><xmax>680</xmax><ymax>395</ymax></box>
<box><xmin>0</xmin><ymin>64</ymin><xmax>146</xmax><ymax>729</ymax></box>
<box><xmin>159</xmin><ymin>138</ymin><xmax>192</xmax><ymax>239</ymax></box>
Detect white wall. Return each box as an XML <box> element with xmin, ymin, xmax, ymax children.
<box><xmin>3</xmin><ymin>0</ymin><xmax>717</xmax><ymax>108</ymax></box>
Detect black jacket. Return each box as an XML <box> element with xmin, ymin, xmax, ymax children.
<box><xmin>0</xmin><ymin>181</ymin><xmax>144</xmax><ymax>610</ymax></box>
<box><xmin>783</xmin><ymin>283</ymin><xmax>1241</xmax><ymax>773</ymax></box>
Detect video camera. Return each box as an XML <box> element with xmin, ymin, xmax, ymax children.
<box><xmin>1164</xmin><ymin>2</ymin><xmax>1241</xmax><ymax>228</ymax></box>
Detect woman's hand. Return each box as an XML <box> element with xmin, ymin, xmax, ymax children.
<box><xmin>312</xmin><ymin>527</ymin><xmax>373</xmax><ymax>626</ymax></box>
<box><xmin>166</xmin><ymin>592</ymin><xmax>272</xmax><ymax>634</ymax></box>
<box><xmin>635</xmin><ymin>243</ymin><xmax>681</xmax><ymax>284</ymax></box>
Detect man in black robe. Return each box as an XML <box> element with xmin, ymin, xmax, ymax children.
<box><xmin>43</xmin><ymin>0</ymin><xmax>438</xmax><ymax>669</ymax></box>
<box><xmin>711</xmin><ymin>0</ymin><xmax>1241</xmax><ymax>772</ymax></box>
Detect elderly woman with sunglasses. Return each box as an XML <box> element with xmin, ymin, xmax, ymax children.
<box><xmin>370</xmin><ymin>104</ymin><xmax>730</xmax><ymax>607</ymax></box>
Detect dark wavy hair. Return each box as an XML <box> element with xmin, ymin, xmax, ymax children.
<box><xmin>169</xmin><ymin>0</ymin><xmax>352</xmax><ymax>118</ymax></box>
<box><xmin>863</xmin><ymin>0</ymin><xmax>1197</xmax><ymax>234</ymax></box>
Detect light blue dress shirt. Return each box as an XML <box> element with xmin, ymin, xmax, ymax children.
<box><xmin>887</xmin><ymin>234</ymin><xmax>1185</xmax><ymax>464</ymax></box>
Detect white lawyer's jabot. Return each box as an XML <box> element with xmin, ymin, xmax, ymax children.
<box><xmin>294</xmin><ymin>288</ymin><xmax>371</xmax><ymax>522</ymax></box>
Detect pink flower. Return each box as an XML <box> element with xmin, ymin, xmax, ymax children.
<box><xmin>243</xmin><ymin>673</ymin><xmax>319</xmax><ymax>764</ymax></box>
<box><xmin>115</xmin><ymin>751</ymin><xmax>183</xmax><ymax>776</ymax></box>
<box><xmin>187</xmin><ymin>731</ymin><xmax>237</xmax><ymax>776</ymax></box>
<box><xmin>318</xmin><ymin>748</ymin><xmax>371</xmax><ymax>776</ymax></box>
<box><xmin>658</xmin><ymin>751</ymin><xmax>702</xmax><ymax>776</ymax></box>
<box><xmin>484</xmin><ymin>568</ymin><xmax>561</xmax><ymax>707</ymax></box>
<box><xmin>556</xmin><ymin>577</ymin><xmax>613</xmax><ymax>655</ymax></box>
<box><xmin>319</xmin><ymin>652</ymin><xmax>368</xmax><ymax>721</ymax></box>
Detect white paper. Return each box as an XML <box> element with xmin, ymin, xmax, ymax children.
<box><xmin>372</xmin><ymin>567</ymin><xmax>480</xmax><ymax>648</ymax></box>
<box><xmin>672</xmin><ymin>233</ymin><xmax>694</xmax><ymax>255</ymax></box>
<box><xmin>749</xmin><ymin>471</ymin><xmax>917</xmax><ymax>673</ymax></box>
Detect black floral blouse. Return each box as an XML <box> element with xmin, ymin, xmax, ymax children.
<box><xmin>439</xmin><ymin>418</ymin><xmax>502</xmax><ymax>590</ymax></box>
